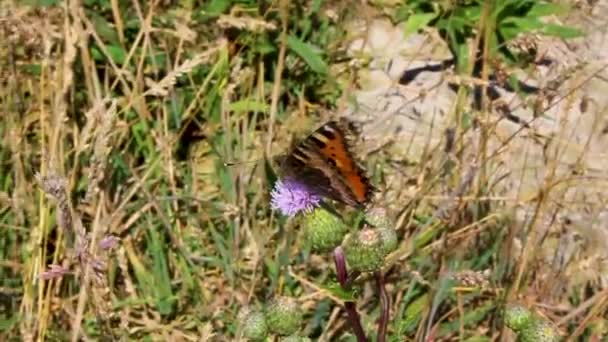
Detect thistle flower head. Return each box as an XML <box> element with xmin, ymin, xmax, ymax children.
<box><xmin>283</xmin><ymin>335</ymin><xmax>312</xmax><ymax>342</ymax></box>
<box><xmin>303</xmin><ymin>208</ymin><xmax>348</xmax><ymax>253</ymax></box>
<box><xmin>270</xmin><ymin>178</ymin><xmax>322</xmax><ymax>217</ymax></box>
<box><xmin>238</xmin><ymin>307</ymin><xmax>268</xmax><ymax>341</ymax></box>
<box><xmin>342</xmin><ymin>228</ymin><xmax>385</xmax><ymax>273</ymax></box>
<box><xmin>365</xmin><ymin>206</ymin><xmax>393</xmax><ymax>229</ymax></box>
<box><xmin>504</xmin><ymin>304</ymin><xmax>533</xmax><ymax>331</ymax></box>
<box><xmin>378</xmin><ymin>227</ymin><xmax>398</xmax><ymax>256</ymax></box>
<box><xmin>504</xmin><ymin>304</ymin><xmax>559</xmax><ymax>341</ymax></box>
<box><xmin>265</xmin><ymin>296</ymin><xmax>304</xmax><ymax>336</ymax></box>
<box><xmin>519</xmin><ymin>319</ymin><xmax>559</xmax><ymax>342</ymax></box>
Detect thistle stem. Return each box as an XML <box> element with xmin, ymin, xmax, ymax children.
<box><xmin>333</xmin><ymin>246</ymin><xmax>367</xmax><ymax>342</ymax></box>
<box><xmin>376</xmin><ymin>272</ymin><xmax>389</xmax><ymax>342</ymax></box>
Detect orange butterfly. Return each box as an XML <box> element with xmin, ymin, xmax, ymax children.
<box><xmin>279</xmin><ymin>118</ymin><xmax>374</xmax><ymax>209</ymax></box>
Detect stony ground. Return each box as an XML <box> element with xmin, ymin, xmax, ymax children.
<box><xmin>344</xmin><ymin>2</ymin><xmax>608</xmax><ymax>289</ymax></box>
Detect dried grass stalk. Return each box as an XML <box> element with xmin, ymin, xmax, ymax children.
<box><xmin>145</xmin><ymin>39</ymin><xmax>227</xmax><ymax>97</ymax></box>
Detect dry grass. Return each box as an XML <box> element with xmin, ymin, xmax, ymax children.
<box><xmin>0</xmin><ymin>0</ymin><xmax>607</xmax><ymax>341</ymax></box>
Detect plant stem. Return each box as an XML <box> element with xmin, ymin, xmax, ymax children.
<box><xmin>376</xmin><ymin>272</ymin><xmax>389</xmax><ymax>342</ymax></box>
<box><xmin>333</xmin><ymin>246</ymin><xmax>367</xmax><ymax>342</ymax></box>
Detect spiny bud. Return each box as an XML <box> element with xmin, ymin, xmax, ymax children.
<box><xmin>519</xmin><ymin>319</ymin><xmax>559</xmax><ymax>342</ymax></box>
<box><xmin>282</xmin><ymin>335</ymin><xmax>312</xmax><ymax>342</ymax></box>
<box><xmin>504</xmin><ymin>304</ymin><xmax>559</xmax><ymax>342</ymax></box>
<box><xmin>238</xmin><ymin>307</ymin><xmax>268</xmax><ymax>341</ymax></box>
<box><xmin>365</xmin><ymin>206</ymin><xmax>393</xmax><ymax>229</ymax></box>
<box><xmin>588</xmin><ymin>319</ymin><xmax>607</xmax><ymax>340</ymax></box>
<box><xmin>265</xmin><ymin>296</ymin><xmax>304</xmax><ymax>336</ymax></box>
<box><xmin>504</xmin><ymin>304</ymin><xmax>533</xmax><ymax>331</ymax></box>
<box><xmin>303</xmin><ymin>208</ymin><xmax>348</xmax><ymax>253</ymax></box>
<box><xmin>342</xmin><ymin>228</ymin><xmax>385</xmax><ymax>272</ymax></box>
<box><xmin>378</xmin><ymin>227</ymin><xmax>398</xmax><ymax>256</ymax></box>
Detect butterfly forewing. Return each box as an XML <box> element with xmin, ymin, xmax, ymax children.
<box><xmin>282</xmin><ymin>120</ymin><xmax>373</xmax><ymax>208</ymax></box>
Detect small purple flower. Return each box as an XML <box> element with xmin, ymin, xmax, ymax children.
<box><xmin>270</xmin><ymin>178</ymin><xmax>322</xmax><ymax>217</ymax></box>
<box><xmin>40</xmin><ymin>264</ymin><xmax>70</xmax><ymax>280</ymax></box>
<box><xmin>99</xmin><ymin>235</ymin><xmax>119</xmax><ymax>250</ymax></box>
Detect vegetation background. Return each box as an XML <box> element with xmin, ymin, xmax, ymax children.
<box><xmin>0</xmin><ymin>0</ymin><xmax>607</xmax><ymax>341</ymax></box>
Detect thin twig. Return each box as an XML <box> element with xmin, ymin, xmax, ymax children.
<box><xmin>265</xmin><ymin>0</ymin><xmax>288</xmax><ymax>157</ymax></box>
<box><xmin>376</xmin><ymin>272</ymin><xmax>389</xmax><ymax>342</ymax></box>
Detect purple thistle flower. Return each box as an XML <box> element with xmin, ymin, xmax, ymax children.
<box><xmin>270</xmin><ymin>178</ymin><xmax>322</xmax><ymax>217</ymax></box>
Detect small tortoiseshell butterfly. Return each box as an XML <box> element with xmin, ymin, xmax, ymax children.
<box><xmin>280</xmin><ymin>118</ymin><xmax>374</xmax><ymax>208</ymax></box>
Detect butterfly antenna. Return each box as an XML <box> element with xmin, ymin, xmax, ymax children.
<box><xmin>223</xmin><ymin>159</ymin><xmax>261</xmax><ymax>167</ymax></box>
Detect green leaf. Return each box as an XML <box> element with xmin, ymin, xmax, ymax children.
<box><xmin>498</xmin><ymin>25</ymin><xmax>520</xmax><ymax>41</ymax></box>
<box><xmin>540</xmin><ymin>24</ymin><xmax>583</xmax><ymax>39</ymax></box>
<box><xmin>311</xmin><ymin>0</ymin><xmax>323</xmax><ymax>14</ymax></box>
<box><xmin>126</xmin><ymin>249</ymin><xmax>154</xmax><ymax>300</ymax></box>
<box><xmin>403</xmin><ymin>13</ymin><xmax>437</xmax><ymax>37</ymax></box>
<box><xmin>145</xmin><ymin>50</ymin><xmax>168</xmax><ymax>71</ymax></box>
<box><xmin>217</xmin><ymin>158</ymin><xmax>236</xmax><ymax>204</ymax></box>
<box><xmin>461</xmin><ymin>111</ymin><xmax>473</xmax><ymax>131</ymax></box>
<box><xmin>91</xmin><ymin>45</ymin><xmax>128</xmax><ymax>66</ymax></box>
<box><xmin>528</xmin><ymin>3</ymin><xmax>571</xmax><ymax>17</ymax></box>
<box><xmin>228</xmin><ymin>100</ymin><xmax>269</xmax><ymax>113</ymax></box>
<box><xmin>413</xmin><ymin>220</ymin><xmax>443</xmax><ymax>249</ymax></box>
<box><xmin>322</xmin><ymin>282</ymin><xmax>359</xmax><ymax>301</ymax></box>
<box><xmin>438</xmin><ymin>301</ymin><xmax>494</xmax><ymax>336</ymax></box>
<box><xmin>22</xmin><ymin>0</ymin><xmax>60</xmax><ymax>6</ymax></box>
<box><xmin>452</xmin><ymin>5</ymin><xmax>481</xmax><ymax>26</ymax></box>
<box><xmin>255</xmin><ymin>36</ymin><xmax>277</xmax><ymax>55</ymax></box>
<box><xmin>286</xmin><ymin>35</ymin><xmax>328</xmax><ymax>74</ymax></box>
<box><xmin>21</xmin><ymin>63</ymin><xmax>42</xmax><ymax>76</ymax></box>
<box><xmin>502</xmin><ymin>17</ymin><xmax>543</xmax><ymax>33</ymax></box>
<box><xmin>148</xmin><ymin>224</ymin><xmax>176</xmax><ymax>316</ymax></box>
<box><xmin>299</xmin><ymin>18</ymin><xmax>313</xmax><ymax>39</ymax></box>
<box><xmin>394</xmin><ymin>4</ymin><xmax>413</xmax><ymax>23</ymax></box>
<box><xmin>463</xmin><ymin>337</ymin><xmax>492</xmax><ymax>342</ymax></box>
<box><xmin>0</xmin><ymin>313</ymin><xmax>19</xmax><ymax>331</ymax></box>
<box><xmin>460</xmin><ymin>5</ymin><xmax>482</xmax><ymax>22</ymax></box>
<box><xmin>203</xmin><ymin>0</ymin><xmax>231</xmax><ymax>17</ymax></box>
<box><xmin>507</xmin><ymin>74</ymin><xmax>522</xmax><ymax>94</ymax></box>
<box><xmin>397</xmin><ymin>294</ymin><xmax>428</xmax><ymax>334</ymax></box>
<box><xmin>89</xmin><ymin>12</ymin><xmax>121</xmax><ymax>45</ymax></box>
<box><xmin>455</xmin><ymin>43</ymin><xmax>470</xmax><ymax>73</ymax></box>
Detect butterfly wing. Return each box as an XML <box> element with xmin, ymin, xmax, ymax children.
<box><xmin>282</xmin><ymin>120</ymin><xmax>373</xmax><ymax>208</ymax></box>
<box><xmin>282</xmin><ymin>150</ymin><xmax>353</xmax><ymax>205</ymax></box>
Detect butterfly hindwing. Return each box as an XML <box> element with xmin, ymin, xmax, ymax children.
<box><xmin>283</xmin><ymin>157</ymin><xmax>341</xmax><ymax>201</ymax></box>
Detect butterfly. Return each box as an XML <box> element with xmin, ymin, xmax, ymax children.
<box><xmin>279</xmin><ymin>118</ymin><xmax>374</xmax><ymax>208</ymax></box>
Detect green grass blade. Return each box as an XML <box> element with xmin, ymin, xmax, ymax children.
<box><xmin>287</xmin><ymin>35</ymin><xmax>329</xmax><ymax>75</ymax></box>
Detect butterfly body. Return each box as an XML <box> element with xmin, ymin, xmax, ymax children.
<box><xmin>281</xmin><ymin>119</ymin><xmax>373</xmax><ymax>208</ymax></box>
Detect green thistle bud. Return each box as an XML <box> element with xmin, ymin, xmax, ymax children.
<box><xmin>519</xmin><ymin>319</ymin><xmax>559</xmax><ymax>342</ymax></box>
<box><xmin>265</xmin><ymin>296</ymin><xmax>304</xmax><ymax>336</ymax></box>
<box><xmin>342</xmin><ymin>228</ymin><xmax>385</xmax><ymax>272</ymax></box>
<box><xmin>504</xmin><ymin>304</ymin><xmax>533</xmax><ymax>331</ymax></box>
<box><xmin>282</xmin><ymin>335</ymin><xmax>312</xmax><ymax>342</ymax></box>
<box><xmin>365</xmin><ymin>206</ymin><xmax>393</xmax><ymax>229</ymax></box>
<box><xmin>303</xmin><ymin>208</ymin><xmax>348</xmax><ymax>253</ymax></box>
<box><xmin>589</xmin><ymin>319</ymin><xmax>607</xmax><ymax>339</ymax></box>
<box><xmin>378</xmin><ymin>227</ymin><xmax>398</xmax><ymax>256</ymax></box>
<box><xmin>238</xmin><ymin>307</ymin><xmax>268</xmax><ymax>341</ymax></box>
